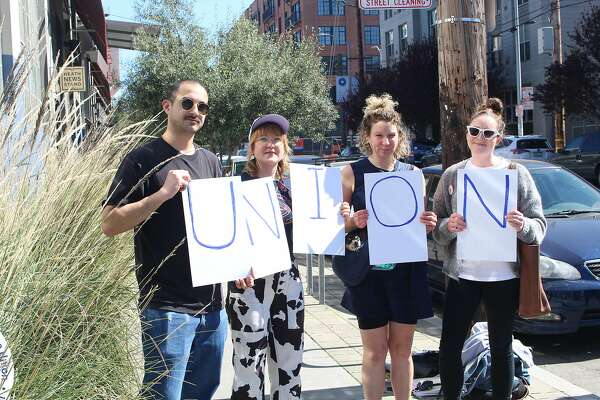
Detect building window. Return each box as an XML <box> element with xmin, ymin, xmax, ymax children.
<box><xmin>321</xmin><ymin>55</ymin><xmax>348</xmax><ymax>76</ymax></box>
<box><xmin>318</xmin><ymin>0</ymin><xmax>344</xmax><ymax>16</ymax></box>
<box><xmin>263</xmin><ymin>0</ymin><xmax>275</xmax><ymax>20</ymax></box>
<box><xmin>319</xmin><ymin>26</ymin><xmax>346</xmax><ymax>45</ymax></box>
<box><xmin>293</xmin><ymin>30</ymin><xmax>302</xmax><ymax>45</ymax></box>
<box><xmin>492</xmin><ymin>35</ymin><xmax>503</xmax><ymax>65</ymax></box>
<box><xmin>517</xmin><ymin>0</ymin><xmax>528</xmax><ymax>5</ymax></box>
<box><xmin>364</xmin><ymin>25</ymin><xmax>380</xmax><ymax>45</ymax></box>
<box><xmin>496</xmin><ymin>0</ymin><xmax>502</xmax><ymax>14</ymax></box>
<box><xmin>286</xmin><ymin>2</ymin><xmax>301</xmax><ymax>28</ymax></box>
<box><xmin>428</xmin><ymin>8</ymin><xmax>437</xmax><ymax>38</ymax></box>
<box><xmin>266</xmin><ymin>23</ymin><xmax>276</xmax><ymax>34</ymax></box>
<box><xmin>385</xmin><ymin>30</ymin><xmax>394</xmax><ymax>60</ymax></box>
<box><xmin>384</xmin><ymin>9</ymin><xmax>393</xmax><ymax>20</ymax></box>
<box><xmin>364</xmin><ymin>55</ymin><xmax>381</xmax><ymax>74</ymax></box>
<box><xmin>519</xmin><ymin>25</ymin><xmax>530</xmax><ymax>62</ymax></box>
<box><xmin>399</xmin><ymin>24</ymin><xmax>408</xmax><ymax>55</ymax></box>
<box><xmin>363</xmin><ymin>10</ymin><xmax>379</xmax><ymax>16</ymax></box>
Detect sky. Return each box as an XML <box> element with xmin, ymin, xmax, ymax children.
<box><xmin>102</xmin><ymin>0</ymin><xmax>254</xmax><ymax>89</ymax></box>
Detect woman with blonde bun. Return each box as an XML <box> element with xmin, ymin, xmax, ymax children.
<box><xmin>340</xmin><ymin>94</ymin><xmax>437</xmax><ymax>400</ymax></box>
<box><xmin>432</xmin><ymin>98</ymin><xmax>547</xmax><ymax>400</ymax></box>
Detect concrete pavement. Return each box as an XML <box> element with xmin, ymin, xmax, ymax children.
<box><xmin>214</xmin><ymin>260</ymin><xmax>598</xmax><ymax>400</ymax></box>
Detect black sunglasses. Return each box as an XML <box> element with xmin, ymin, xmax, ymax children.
<box><xmin>181</xmin><ymin>97</ymin><xmax>209</xmax><ymax>115</ymax></box>
<box><xmin>467</xmin><ymin>125</ymin><xmax>500</xmax><ymax>140</ymax></box>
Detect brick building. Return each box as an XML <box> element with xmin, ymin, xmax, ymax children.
<box><xmin>244</xmin><ymin>0</ymin><xmax>381</xmax><ymax>139</ymax></box>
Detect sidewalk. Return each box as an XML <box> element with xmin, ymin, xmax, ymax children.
<box><xmin>214</xmin><ymin>259</ymin><xmax>597</xmax><ymax>400</ymax></box>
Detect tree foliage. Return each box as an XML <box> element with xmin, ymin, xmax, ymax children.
<box><xmin>535</xmin><ymin>5</ymin><xmax>600</xmax><ymax>119</ymax></box>
<box><xmin>120</xmin><ymin>0</ymin><xmax>338</xmax><ymax>156</ymax></box>
<box><xmin>343</xmin><ymin>39</ymin><xmax>440</xmax><ymax>142</ymax></box>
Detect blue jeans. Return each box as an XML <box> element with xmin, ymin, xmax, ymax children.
<box><xmin>141</xmin><ymin>308</ymin><xmax>228</xmax><ymax>400</ymax></box>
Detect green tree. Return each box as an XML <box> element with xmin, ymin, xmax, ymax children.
<box><xmin>120</xmin><ymin>0</ymin><xmax>337</xmax><ymax>157</ymax></box>
<box><xmin>535</xmin><ymin>5</ymin><xmax>600</xmax><ymax>119</ymax></box>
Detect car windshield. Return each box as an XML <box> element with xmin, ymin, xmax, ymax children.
<box><xmin>517</xmin><ymin>139</ymin><xmax>550</xmax><ymax>150</ymax></box>
<box><xmin>530</xmin><ymin>167</ymin><xmax>600</xmax><ymax>215</ymax></box>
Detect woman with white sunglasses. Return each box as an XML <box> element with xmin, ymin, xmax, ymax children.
<box><xmin>431</xmin><ymin>98</ymin><xmax>546</xmax><ymax>400</ymax></box>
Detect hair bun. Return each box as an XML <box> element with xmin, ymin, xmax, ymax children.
<box><xmin>364</xmin><ymin>93</ymin><xmax>398</xmax><ymax>114</ymax></box>
<box><xmin>485</xmin><ymin>97</ymin><xmax>503</xmax><ymax>116</ymax></box>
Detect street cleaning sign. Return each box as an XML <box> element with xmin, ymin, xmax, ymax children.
<box><xmin>359</xmin><ymin>0</ymin><xmax>432</xmax><ymax>9</ymax></box>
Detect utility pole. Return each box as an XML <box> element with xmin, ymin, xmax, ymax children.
<box><xmin>437</xmin><ymin>0</ymin><xmax>488</xmax><ymax>168</ymax></box>
<box><xmin>513</xmin><ymin>0</ymin><xmax>524</xmax><ymax>136</ymax></box>
<box><xmin>552</xmin><ymin>0</ymin><xmax>566</xmax><ymax>151</ymax></box>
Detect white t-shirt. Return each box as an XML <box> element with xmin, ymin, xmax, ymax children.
<box><xmin>458</xmin><ymin>158</ymin><xmax>518</xmax><ymax>282</ymax></box>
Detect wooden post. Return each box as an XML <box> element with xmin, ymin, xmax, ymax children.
<box><xmin>552</xmin><ymin>0</ymin><xmax>566</xmax><ymax>151</ymax></box>
<box><xmin>437</xmin><ymin>0</ymin><xmax>488</xmax><ymax>168</ymax></box>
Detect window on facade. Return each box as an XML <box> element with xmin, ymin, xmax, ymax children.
<box><xmin>319</xmin><ymin>26</ymin><xmax>346</xmax><ymax>45</ymax></box>
<box><xmin>293</xmin><ymin>30</ymin><xmax>302</xmax><ymax>45</ymax></box>
<box><xmin>384</xmin><ymin>9</ymin><xmax>393</xmax><ymax>20</ymax></box>
<box><xmin>364</xmin><ymin>55</ymin><xmax>381</xmax><ymax>74</ymax></box>
<box><xmin>292</xmin><ymin>2</ymin><xmax>301</xmax><ymax>23</ymax></box>
<box><xmin>399</xmin><ymin>24</ymin><xmax>408</xmax><ymax>55</ymax></box>
<box><xmin>385</xmin><ymin>30</ymin><xmax>394</xmax><ymax>60</ymax></box>
<box><xmin>519</xmin><ymin>25</ymin><xmax>530</xmax><ymax>62</ymax></box>
<box><xmin>363</xmin><ymin>10</ymin><xmax>379</xmax><ymax>16</ymax></box>
<box><xmin>428</xmin><ymin>9</ymin><xmax>437</xmax><ymax>38</ymax></box>
<box><xmin>492</xmin><ymin>35</ymin><xmax>503</xmax><ymax>65</ymax></box>
<box><xmin>318</xmin><ymin>0</ymin><xmax>344</xmax><ymax>16</ymax></box>
<box><xmin>364</xmin><ymin>25</ymin><xmax>380</xmax><ymax>45</ymax></box>
<box><xmin>264</xmin><ymin>0</ymin><xmax>275</xmax><ymax>20</ymax></box>
<box><xmin>496</xmin><ymin>0</ymin><xmax>502</xmax><ymax>14</ymax></box>
<box><xmin>517</xmin><ymin>0</ymin><xmax>528</xmax><ymax>5</ymax></box>
<box><xmin>321</xmin><ymin>55</ymin><xmax>348</xmax><ymax>76</ymax></box>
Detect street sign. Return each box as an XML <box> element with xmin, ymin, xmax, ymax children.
<box><xmin>60</xmin><ymin>67</ymin><xmax>86</xmax><ymax>92</ymax></box>
<box><xmin>359</xmin><ymin>0</ymin><xmax>432</xmax><ymax>9</ymax></box>
<box><xmin>522</xmin><ymin>86</ymin><xmax>534</xmax><ymax>110</ymax></box>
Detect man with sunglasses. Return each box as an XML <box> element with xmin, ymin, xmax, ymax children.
<box><xmin>102</xmin><ymin>80</ymin><xmax>227</xmax><ymax>400</ymax></box>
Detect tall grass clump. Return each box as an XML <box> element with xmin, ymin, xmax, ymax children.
<box><xmin>0</xmin><ymin>52</ymin><xmax>155</xmax><ymax>398</ymax></box>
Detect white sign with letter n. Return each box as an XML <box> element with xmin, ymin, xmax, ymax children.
<box><xmin>457</xmin><ymin>169</ymin><xmax>518</xmax><ymax>262</ymax></box>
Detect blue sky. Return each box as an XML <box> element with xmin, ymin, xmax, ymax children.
<box><xmin>102</xmin><ymin>0</ymin><xmax>254</xmax><ymax>87</ymax></box>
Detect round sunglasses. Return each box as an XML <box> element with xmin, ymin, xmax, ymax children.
<box><xmin>180</xmin><ymin>97</ymin><xmax>209</xmax><ymax>115</ymax></box>
<box><xmin>466</xmin><ymin>125</ymin><xmax>500</xmax><ymax>140</ymax></box>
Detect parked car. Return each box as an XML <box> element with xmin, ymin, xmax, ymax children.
<box><xmin>339</xmin><ymin>146</ymin><xmax>363</xmax><ymax>159</ymax></box>
<box><xmin>421</xmin><ymin>143</ymin><xmax>442</xmax><ymax>167</ymax></box>
<box><xmin>423</xmin><ymin>160</ymin><xmax>600</xmax><ymax>334</ymax></box>
<box><xmin>408</xmin><ymin>141</ymin><xmax>436</xmax><ymax>166</ymax></box>
<box><xmin>552</xmin><ymin>132</ymin><xmax>600</xmax><ymax>187</ymax></box>
<box><xmin>494</xmin><ymin>135</ymin><xmax>554</xmax><ymax>161</ymax></box>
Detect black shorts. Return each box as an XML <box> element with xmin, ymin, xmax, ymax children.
<box><xmin>345</xmin><ymin>262</ymin><xmax>434</xmax><ymax>330</ymax></box>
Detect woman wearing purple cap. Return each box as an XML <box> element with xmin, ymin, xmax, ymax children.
<box><xmin>226</xmin><ymin>114</ymin><xmax>304</xmax><ymax>400</ymax></box>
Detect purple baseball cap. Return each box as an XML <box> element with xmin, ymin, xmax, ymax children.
<box><xmin>248</xmin><ymin>114</ymin><xmax>289</xmax><ymax>141</ymax></box>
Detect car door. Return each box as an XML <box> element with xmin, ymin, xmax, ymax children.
<box><xmin>425</xmin><ymin>174</ymin><xmax>446</xmax><ymax>295</ymax></box>
<box><xmin>581</xmin><ymin>134</ymin><xmax>600</xmax><ymax>182</ymax></box>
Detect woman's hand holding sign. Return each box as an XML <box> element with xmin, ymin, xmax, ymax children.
<box><xmin>447</xmin><ymin>213</ymin><xmax>466</xmax><ymax>233</ymax></box>
<box><xmin>420</xmin><ymin>211</ymin><xmax>438</xmax><ymax>233</ymax></box>
<box><xmin>506</xmin><ymin>209</ymin><xmax>525</xmax><ymax>232</ymax></box>
<box><xmin>340</xmin><ymin>202</ymin><xmax>369</xmax><ymax>230</ymax></box>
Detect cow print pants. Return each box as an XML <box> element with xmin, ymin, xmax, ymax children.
<box><xmin>226</xmin><ymin>265</ymin><xmax>304</xmax><ymax>400</ymax></box>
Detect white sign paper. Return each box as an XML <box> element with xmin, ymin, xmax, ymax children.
<box><xmin>365</xmin><ymin>170</ymin><xmax>428</xmax><ymax>264</ymax></box>
<box><xmin>182</xmin><ymin>177</ymin><xmax>251</xmax><ymax>286</ymax></box>
<box><xmin>240</xmin><ymin>177</ymin><xmax>292</xmax><ymax>278</ymax></box>
<box><xmin>290</xmin><ymin>163</ymin><xmax>345</xmax><ymax>255</ymax></box>
<box><xmin>457</xmin><ymin>169</ymin><xmax>518</xmax><ymax>262</ymax></box>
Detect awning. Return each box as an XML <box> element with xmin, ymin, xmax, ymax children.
<box><xmin>73</xmin><ymin>0</ymin><xmax>108</xmax><ymax>60</ymax></box>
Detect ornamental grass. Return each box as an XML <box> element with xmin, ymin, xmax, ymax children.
<box><xmin>0</xmin><ymin>51</ymin><xmax>154</xmax><ymax>398</ymax></box>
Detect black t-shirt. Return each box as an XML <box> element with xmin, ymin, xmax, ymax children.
<box><xmin>105</xmin><ymin>137</ymin><xmax>223</xmax><ymax>314</ymax></box>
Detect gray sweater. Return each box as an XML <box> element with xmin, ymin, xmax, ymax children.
<box><xmin>432</xmin><ymin>159</ymin><xmax>547</xmax><ymax>280</ymax></box>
